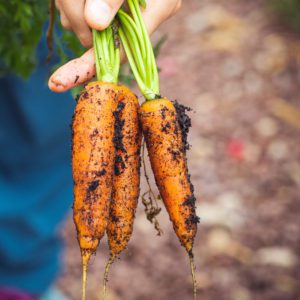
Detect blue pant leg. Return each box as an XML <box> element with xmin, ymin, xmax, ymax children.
<box><xmin>0</xmin><ymin>53</ymin><xmax>75</xmax><ymax>294</ymax></box>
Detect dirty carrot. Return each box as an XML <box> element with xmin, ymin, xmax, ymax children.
<box><xmin>72</xmin><ymin>22</ymin><xmax>120</xmax><ymax>300</ymax></box>
<box><xmin>103</xmin><ymin>85</ymin><xmax>142</xmax><ymax>297</ymax></box>
<box><xmin>139</xmin><ymin>98</ymin><xmax>198</xmax><ymax>253</ymax></box>
<box><xmin>73</xmin><ymin>81</ymin><xmax>117</xmax><ymax>300</ymax></box>
<box><xmin>139</xmin><ymin>98</ymin><xmax>199</xmax><ymax>296</ymax></box>
<box><xmin>118</xmin><ymin>1</ymin><xmax>199</xmax><ymax>299</ymax></box>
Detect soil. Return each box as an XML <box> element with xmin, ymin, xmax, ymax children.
<box><xmin>57</xmin><ymin>0</ymin><xmax>300</xmax><ymax>299</ymax></box>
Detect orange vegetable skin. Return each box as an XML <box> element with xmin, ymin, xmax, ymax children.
<box><xmin>72</xmin><ymin>82</ymin><xmax>118</xmax><ymax>260</ymax></box>
<box><xmin>139</xmin><ymin>98</ymin><xmax>198</xmax><ymax>253</ymax></box>
<box><xmin>107</xmin><ymin>86</ymin><xmax>142</xmax><ymax>255</ymax></box>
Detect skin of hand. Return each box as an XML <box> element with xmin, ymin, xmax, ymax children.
<box><xmin>49</xmin><ymin>0</ymin><xmax>181</xmax><ymax>92</ymax></box>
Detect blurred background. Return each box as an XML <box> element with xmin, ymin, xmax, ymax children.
<box><xmin>58</xmin><ymin>0</ymin><xmax>300</xmax><ymax>299</ymax></box>
<box><xmin>1</xmin><ymin>0</ymin><xmax>300</xmax><ymax>299</ymax></box>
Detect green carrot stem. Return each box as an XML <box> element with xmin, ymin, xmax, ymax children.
<box><xmin>93</xmin><ymin>22</ymin><xmax>120</xmax><ymax>84</ymax></box>
<box><xmin>118</xmin><ymin>0</ymin><xmax>160</xmax><ymax>100</ymax></box>
<box><xmin>118</xmin><ymin>11</ymin><xmax>146</xmax><ymax>80</ymax></box>
<box><xmin>118</xmin><ymin>28</ymin><xmax>148</xmax><ymax>93</ymax></box>
<box><xmin>118</xmin><ymin>9</ymin><xmax>146</xmax><ymax>59</ymax></box>
<box><xmin>129</xmin><ymin>0</ymin><xmax>156</xmax><ymax>87</ymax></box>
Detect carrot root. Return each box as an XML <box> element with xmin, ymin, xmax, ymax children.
<box><xmin>73</xmin><ymin>82</ymin><xmax>118</xmax><ymax>300</ymax></box>
<box><xmin>81</xmin><ymin>250</ymin><xmax>92</xmax><ymax>300</ymax></box>
<box><xmin>189</xmin><ymin>252</ymin><xmax>197</xmax><ymax>300</ymax></box>
<box><xmin>103</xmin><ymin>253</ymin><xmax>116</xmax><ymax>300</ymax></box>
<box><xmin>141</xmin><ymin>141</ymin><xmax>163</xmax><ymax>236</ymax></box>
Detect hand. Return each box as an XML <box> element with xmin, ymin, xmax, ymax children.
<box><xmin>49</xmin><ymin>0</ymin><xmax>181</xmax><ymax>92</ymax></box>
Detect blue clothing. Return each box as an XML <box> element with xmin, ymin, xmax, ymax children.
<box><xmin>0</xmin><ymin>40</ymin><xmax>75</xmax><ymax>293</ymax></box>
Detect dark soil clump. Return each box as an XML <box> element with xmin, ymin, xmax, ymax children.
<box><xmin>113</xmin><ymin>102</ymin><xmax>126</xmax><ymax>152</ymax></box>
<box><xmin>173</xmin><ymin>100</ymin><xmax>192</xmax><ymax>151</ymax></box>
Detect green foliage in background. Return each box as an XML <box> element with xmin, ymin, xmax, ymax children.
<box><xmin>0</xmin><ymin>1</ymin><xmax>84</xmax><ymax>79</ymax></box>
<box><xmin>0</xmin><ymin>0</ymin><xmax>165</xmax><ymax>83</ymax></box>
<box><xmin>0</xmin><ymin>1</ymin><xmax>47</xmax><ymax>77</ymax></box>
<box><xmin>271</xmin><ymin>0</ymin><xmax>300</xmax><ymax>30</ymax></box>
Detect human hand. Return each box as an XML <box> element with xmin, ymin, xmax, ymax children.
<box><xmin>49</xmin><ymin>0</ymin><xmax>181</xmax><ymax>92</ymax></box>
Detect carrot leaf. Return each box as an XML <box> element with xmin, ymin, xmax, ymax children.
<box><xmin>117</xmin><ymin>0</ymin><xmax>160</xmax><ymax>100</ymax></box>
<box><xmin>93</xmin><ymin>21</ymin><xmax>120</xmax><ymax>84</ymax></box>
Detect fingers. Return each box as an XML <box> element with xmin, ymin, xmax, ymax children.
<box><xmin>56</xmin><ymin>0</ymin><xmax>72</xmax><ymax>30</ymax></box>
<box><xmin>60</xmin><ymin>11</ymin><xmax>72</xmax><ymax>30</ymax></box>
<box><xmin>56</xmin><ymin>0</ymin><xmax>125</xmax><ymax>48</ymax></box>
<box><xmin>58</xmin><ymin>0</ymin><xmax>93</xmax><ymax>48</ymax></box>
<box><xmin>49</xmin><ymin>49</ymin><xmax>96</xmax><ymax>92</ymax></box>
<box><xmin>84</xmin><ymin>0</ymin><xmax>124</xmax><ymax>30</ymax></box>
<box><xmin>49</xmin><ymin>0</ymin><xmax>182</xmax><ymax>93</ymax></box>
<box><xmin>143</xmin><ymin>0</ymin><xmax>182</xmax><ymax>34</ymax></box>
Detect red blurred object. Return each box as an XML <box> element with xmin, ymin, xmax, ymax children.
<box><xmin>0</xmin><ymin>287</ymin><xmax>37</xmax><ymax>300</ymax></box>
<box><xmin>226</xmin><ymin>139</ymin><xmax>245</xmax><ymax>161</ymax></box>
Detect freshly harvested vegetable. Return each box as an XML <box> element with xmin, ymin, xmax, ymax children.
<box><xmin>139</xmin><ymin>98</ymin><xmax>197</xmax><ymax>253</ymax></box>
<box><xmin>108</xmin><ymin>86</ymin><xmax>141</xmax><ymax>256</ymax></box>
<box><xmin>54</xmin><ymin>1</ymin><xmax>198</xmax><ymax>299</ymax></box>
<box><xmin>74</xmin><ymin>19</ymin><xmax>141</xmax><ymax>298</ymax></box>
<box><xmin>72</xmin><ymin>81</ymin><xmax>118</xmax><ymax>299</ymax></box>
<box><xmin>72</xmin><ymin>23</ymin><xmax>120</xmax><ymax>300</ymax></box>
<box><xmin>118</xmin><ymin>1</ymin><xmax>199</xmax><ymax>298</ymax></box>
<box><xmin>104</xmin><ymin>85</ymin><xmax>142</xmax><ymax>296</ymax></box>
<box><xmin>139</xmin><ymin>99</ymin><xmax>198</xmax><ymax>299</ymax></box>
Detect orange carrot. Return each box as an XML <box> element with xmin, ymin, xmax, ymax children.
<box><xmin>72</xmin><ymin>81</ymin><xmax>118</xmax><ymax>299</ymax></box>
<box><xmin>139</xmin><ymin>98</ymin><xmax>199</xmax><ymax>299</ymax></box>
<box><xmin>139</xmin><ymin>98</ymin><xmax>198</xmax><ymax>253</ymax></box>
<box><xmin>103</xmin><ymin>86</ymin><xmax>142</xmax><ymax>296</ymax></box>
<box><xmin>118</xmin><ymin>3</ymin><xmax>199</xmax><ymax>297</ymax></box>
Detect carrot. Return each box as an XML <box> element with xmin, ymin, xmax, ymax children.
<box><xmin>103</xmin><ymin>86</ymin><xmax>142</xmax><ymax>296</ymax></box>
<box><xmin>139</xmin><ymin>98</ymin><xmax>198</xmax><ymax>253</ymax></box>
<box><xmin>73</xmin><ymin>22</ymin><xmax>121</xmax><ymax>300</ymax></box>
<box><xmin>108</xmin><ymin>86</ymin><xmax>141</xmax><ymax>255</ymax></box>
<box><xmin>118</xmin><ymin>2</ymin><xmax>199</xmax><ymax>298</ymax></box>
<box><xmin>72</xmin><ymin>81</ymin><xmax>118</xmax><ymax>299</ymax></box>
<box><xmin>140</xmin><ymin>98</ymin><xmax>199</xmax><ymax>298</ymax></box>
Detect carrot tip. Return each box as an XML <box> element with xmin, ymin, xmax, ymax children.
<box><xmin>189</xmin><ymin>252</ymin><xmax>197</xmax><ymax>300</ymax></box>
<box><xmin>81</xmin><ymin>250</ymin><xmax>92</xmax><ymax>300</ymax></box>
<box><xmin>103</xmin><ymin>253</ymin><xmax>116</xmax><ymax>300</ymax></box>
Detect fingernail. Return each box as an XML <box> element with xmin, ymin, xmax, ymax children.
<box><xmin>88</xmin><ymin>0</ymin><xmax>112</xmax><ymax>29</ymax></box>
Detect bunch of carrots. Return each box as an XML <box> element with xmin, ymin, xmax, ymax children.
<box><xmin>56</xmin><ymin>1</ymin><xmax>199</xmax><ymax>299</ymax></box>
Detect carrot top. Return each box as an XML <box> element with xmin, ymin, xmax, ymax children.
<box><xmin>118</xmin><ymin>0</ymin><xmax>160</xmax><ymax>100</ymax></box>
<box><xmin>93</xmin><ymin>21</ymin><xmax>120</xmax><ymax>83</ymax></box>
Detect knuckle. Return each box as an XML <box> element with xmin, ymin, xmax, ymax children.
<box><xmin>78</xmin><ymin>34</ymin><xmax>92</xmax><ymax>48</ymax></box>
<box><xmin>80</xmin><ymin>40</ymin><xmax>90</xmax><ymax>48</ymax></box>
<box><xmin>61</xmin><ymin>17</ymin><xmax>72</xmax><ymax>30</ymax></box>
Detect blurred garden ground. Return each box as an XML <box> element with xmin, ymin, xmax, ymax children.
<box><xmin>58</xmin><ymin>0</ymin><xmax>300</xmax><ymax>299</ymax></box>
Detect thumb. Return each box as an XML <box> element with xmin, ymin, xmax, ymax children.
<box><xmin>84</xmin><ymin>0</ymin><xmax>123</xmax><ymax>30</ymax></box>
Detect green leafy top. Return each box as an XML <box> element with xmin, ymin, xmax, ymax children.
<box><xmin>93</xmin><ymin>21</ymin><xmax>120</xmax><ymax>83</ymax></box>
<box><xmin>118</xmin><ymin>0</ymin><xmax>160</xmax><ymax>100</ymax></box>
